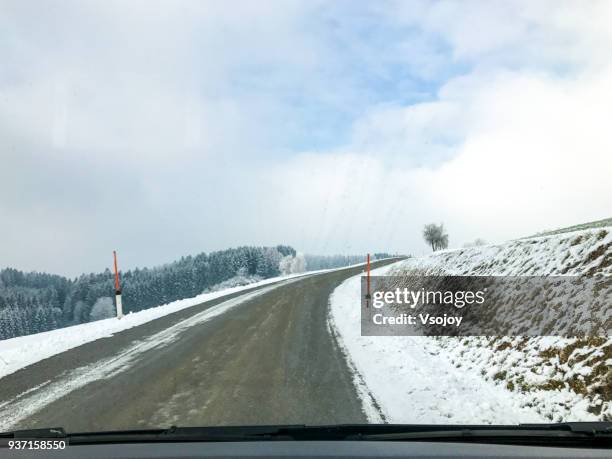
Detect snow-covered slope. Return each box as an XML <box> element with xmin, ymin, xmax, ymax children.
<box><xmin>330</xmin><ymin>227</ymin><xmax>611</xmax><ymax>423</ymax></box>
<box><xmin>400</xmin><ymin>227</ymin><xmax>611</xmax><ymax>276</ymax></box>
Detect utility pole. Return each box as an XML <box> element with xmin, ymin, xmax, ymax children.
<box><xmin>113</xmin><ymin>250</ymin><xmax>124</xmax><ymax>319</ymax></box>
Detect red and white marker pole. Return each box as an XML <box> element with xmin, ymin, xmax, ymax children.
<box><xmin>365</xmin><ymin>253</ymin><xmax>371</xmax><ymax>307</ymax></box>
<box><xmin>367</xmin><ymin>253</ymin><xmax>371</xmax><ymax>296</ymax></box>
<box><xmin>113</xmin><ymin>250</ymin><xmax>124</xmax><ymax>319</ymax></box>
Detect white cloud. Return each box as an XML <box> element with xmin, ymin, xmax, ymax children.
<box><xmin>279</xmin><ymin>66</ymin><xmax>612</xmax><ymax>250</ymax></box>
<box><xmin>1</xmin><ymin>0</ymin><xmax>611</xmax><ymax>274</ymax></box>
<box><xmin>428</xmin><ymin>67</ymin><xmax>612</xmax><ymax>239</ymax></box>
<box><xmin>276</xmin><ymin>1</ymin><xmax>612</xmax><ymax>249</ymax></box>
<box><xmin>388</xmin><ymin>0</ymin><xmax>612</xmax><ymax>68</ymax></box>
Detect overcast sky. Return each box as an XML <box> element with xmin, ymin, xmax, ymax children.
<box><xmin>1</xmin><ymin>0</ymin><xmax>612</xmax><ymax>277</ymax></box>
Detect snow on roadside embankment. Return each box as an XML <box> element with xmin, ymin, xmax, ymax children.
<box><xmin>330</xmin><ymin>227</ymin><xmax>611</xmax><ymax>423</ymax></box>
<box><xmin>0</xmin><ymin>270</ymin><xmax>328</xmax><ymax>381</ymax></box>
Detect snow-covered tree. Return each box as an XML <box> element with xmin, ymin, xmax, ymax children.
<box><xmin>89</xmin><ymin>297</ymin><xmax>115</xmax><ymax>321</ymax></box>
<box><xmin>279</xmin><ymin>253</ymin><xmax>307</xmax><ymax>274</ymax></box>
<box><xmin>423</xmin><ymin>223</ymin><xmax>449</xmax><ymax>251</ymax></box>
<box><xmin>0</xmin><ymin>245</ymin><xmax>299</xmax><ymax>339</ymax></box>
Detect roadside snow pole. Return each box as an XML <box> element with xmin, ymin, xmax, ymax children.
<box><xmin>113</xmin><ymin>250</ymin><xmax>124</xmax><ymax>319</ymax></box>
<box><xmin>367</xmin><ymin>253</ymin><xmax>371</xmax><ymax>296</ymax></box>
<box><xmin>365</xmin><ymin>253</ymin><xmax>371</xmax><ymax>307</ymax></box>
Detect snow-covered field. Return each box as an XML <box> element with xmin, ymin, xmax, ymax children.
<box><xmin>329</xmin><ymin>227</ymin><xmax>611</xmax><ymax>423</ymax></box>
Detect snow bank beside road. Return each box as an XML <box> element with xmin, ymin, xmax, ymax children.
<box><xmin>329</xmin><ymin>264</ymin><xmax>549</xmax><ymax>424</ymax></box>
<box><xmin>330</xmin><ymin>227</ymin><xmax>611</xmax><ymax>423</ymax></box>
<box><xmin>393</xmin><ymin>226</ymin><xmax>611</xmax><ymax>421</ymax></box>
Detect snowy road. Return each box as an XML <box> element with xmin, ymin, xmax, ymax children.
<box><xmin>0</xmin><ymin>260</ymin><xmax>398</xmax><ymax>432</ymax></box>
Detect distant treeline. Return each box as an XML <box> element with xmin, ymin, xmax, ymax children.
<box><xmin>0</xmin><ymin>245</ymin><xmax>295</xmax><ymax>340</ymax></box>
<box><xmin>0</xmin><ymin>248</ymin><xmax>393</xmax><ymax>340</ymax></box>
<box><xmin>304</xmin><ymin>253</ymin><xmax>392</xmax><ymax>270</ymax></box>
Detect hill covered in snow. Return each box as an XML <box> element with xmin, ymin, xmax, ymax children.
<box><xmin>330</xmin><ymin>225</ymin><xmax>611</xmax><ymax>423</ymax></box>
<box><xmin>393</xmin><ymin>226</ymin><xmax>611</xmax><ymax>421</ymax></box>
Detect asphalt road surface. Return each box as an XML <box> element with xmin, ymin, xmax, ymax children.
<box><xmin>0</xmin><ymin>260</ymin><xmax>398</xmax><ymax>432</ymax></box>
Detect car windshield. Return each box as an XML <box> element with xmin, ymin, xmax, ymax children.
<box><xmin>0</xmin><ymin>0</ymin><xmax>610</xmax><ymax>436</ymax></box>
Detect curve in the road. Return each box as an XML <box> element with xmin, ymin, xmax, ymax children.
<box><xmin>0</xmin><ymin>260</ymin><xmax>398</xmax><ymax>432</ymax></box>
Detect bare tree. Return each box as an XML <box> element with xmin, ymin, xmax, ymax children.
<box><xmin>423</xmin><ymin>223</ymin><xmax>449</xmax><ymax>251</ymax></box>
<box><xmin>439</xmin><ymin>232</ymin><xmax>449</xmax><ymax>250</ymax></box>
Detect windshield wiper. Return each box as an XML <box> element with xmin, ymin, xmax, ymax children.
<box><xmin>355</xmin><ymin>422</ymin><xmax>612</xmax><ymax>448</ymax></box>
<box><xmin>1</xmin><ymin>423</ymin><xmax>611</xmax><ymax>448</ymax></box>
<box><xmin>0</xmin><ymin>425</ymin><xmax>306</xmax><ymax>443</ymax></box>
